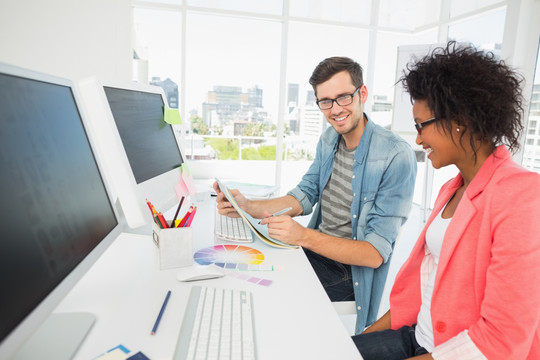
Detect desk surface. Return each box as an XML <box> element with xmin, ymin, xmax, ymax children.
<box><xmin>55</xmin><ymin>197</ymin><xmax>362</xmax><ymax>360</ymax></box>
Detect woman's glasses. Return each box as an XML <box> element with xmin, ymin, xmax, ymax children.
<box><xmin>414</xmin><ymin>117</ymin><xmax>440</xmax><ymax>135</ymax></box>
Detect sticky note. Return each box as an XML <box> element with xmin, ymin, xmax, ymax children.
<box><xmin>175</xmin><ymin>176</ymin><xmax>189</xmax><ymax>200</ymax></box>
<box><xmin>164</xmin><ymin>107</ymin><xmax>182</xmax><ymax>125</ymax></box>
<box><xmin>181</xmin><ymin>164</ymin><xmax>197</xmax><ymax>194</ymax></box>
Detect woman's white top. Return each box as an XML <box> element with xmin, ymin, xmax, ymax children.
<box><xmin>415</xmin><ymin>207</ymin><xmax>451</xmax><ymax>351</ymax></box>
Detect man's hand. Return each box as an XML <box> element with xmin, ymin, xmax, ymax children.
<box><xmin>212</xmin><ymin>181</ymin><xmax>248</xmax><ymax>218</ymax></box>
<box><xmin>260</xmin><ymin>212</ymin><xmax>307</xmax><ymax>246</ymax></box>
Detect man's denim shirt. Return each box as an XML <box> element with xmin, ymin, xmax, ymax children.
<box><xmin>287</xmin><ymin>116</ymin><xmax>417</xmax><ymax>334</ymax></box>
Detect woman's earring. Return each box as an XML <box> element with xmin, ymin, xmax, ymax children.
<box><xmin>456</xmin><ymin>128</ymin><xmax>461</xmax><ymax>132</ymax></box>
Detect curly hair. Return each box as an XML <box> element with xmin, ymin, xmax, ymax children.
<box><xmin>309</xmin><ymin>57</ymin><xmax>364</xmax><ymax>96</ymax></box>
<box><xmin>400</xmin><ymin>41</ymin><xmax>525</xmax><ymax>155</ymax></box>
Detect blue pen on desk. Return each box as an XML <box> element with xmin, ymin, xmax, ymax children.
<box><xmin>151</xmin><ymin>290</ymin><xmax>171</xmax><ymax>335</ymax></box>
<box><xmin>259</xmin><ymin>207</ymin><xmax>292</xmax><ymax>224</ymax></box>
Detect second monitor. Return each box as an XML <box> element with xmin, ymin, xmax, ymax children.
<box><xmin>78</xmin><ymin>78</ymin><xmax>184</xmax><ymax>229</ymax></box>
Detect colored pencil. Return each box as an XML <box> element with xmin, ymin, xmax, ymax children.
<box><xmin>171</xmin><ymin>196</ymin><xmax>185</xmax><ymax>228</ymax></box>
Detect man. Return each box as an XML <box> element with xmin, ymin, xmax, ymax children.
<box><xmin>214</xmin><ymin>56</ymin><xmax>417</xmax><ymax>333</ymax></box>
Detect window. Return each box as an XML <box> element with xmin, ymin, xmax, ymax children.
<box><xmin>378</xmin><ymin>0</ymin><xmax>441</xmax><ymax>31</ymax></box>
<box><xmin>132</xmin><ymin>0</ymin><xmax>535</xmax><ymax>206</ymax></box>
<box><xmin>187</xmin><ymin>0</ymin><xmax>283</xmax><ymax>15</ymax></box>
<box><xmin>182</xmin><ymin>11</ymin><xmax>283</xmax><ymax>185</ymax></box>
<box><xmin>448</xmin><ymin>6</ymin><xmax>506</xmax><ymax>51</ymax></box>
<box><xmin>289</xmin><ymin>0</ymin><xmax>371</xmax><ymax>25</ymax></box>
<box><xmin>280</xmin><ymin>21</ymin><xmax>371</xmax><ymax>190</ymax></box>
<box><xmin>450</xmin><ymin>0</ymin><xmax>504</xmax><ymax>18</ymax></box>
<box><xmin>133</xmin><ymin>8</ymin><xmax>182</xmax><ymax>85</ymax></box>
<box><xmin>522</xmin><ymin>44</ymin><xmax>540</xmax><ymax>173</ymax></box>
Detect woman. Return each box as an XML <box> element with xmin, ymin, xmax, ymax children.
<box><xmin>352</xmin><ymin>41</ymin><xmax>540</xmax><ymax>359</ymax></box>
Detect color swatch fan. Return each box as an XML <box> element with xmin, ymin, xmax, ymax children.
<box><xmin>193</xmin><ymin>245</ymin><xmax>264</xmax><ymax>268</ymax></box>
<box><xmin>194</xmin><ymin>245</ymin><xmax>273</xmax><ymax>285</ymax></box>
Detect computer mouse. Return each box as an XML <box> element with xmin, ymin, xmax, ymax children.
<box><xmin>176</xmin><ymin>264</ymin><xmax>225</xmax><ymax>282</ymax></box>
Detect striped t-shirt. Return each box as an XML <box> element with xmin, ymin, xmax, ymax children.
<box><xmin>318</xmin><ymin>137</ymin><xmax>356</xmax><ymax>239</ymax></box>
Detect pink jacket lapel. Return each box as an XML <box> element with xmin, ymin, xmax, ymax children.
<box><xmin>434</xmin><ymin>146</ymin><xmax>511</xmax><ymax>283</ymax></box>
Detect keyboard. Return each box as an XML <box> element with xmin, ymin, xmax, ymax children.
<box><xmin>215</xmin><ymin>212</ymin><xmax>253</xmax><ymax>243</ymax></box>
<box><xmin>174</xmin><ymin>285</ymin><xmax>257</xmax><ymax>360</ymax></box>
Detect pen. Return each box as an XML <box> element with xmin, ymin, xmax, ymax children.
<box><xmin>259</xmin><ymin>207</ymin><xmax>292</xmax><ymax>224</ymax></box>
<box><xmin>151</xmin><ymin>290</ymin><xmax>171</xmax><ymax>335</ymax></box>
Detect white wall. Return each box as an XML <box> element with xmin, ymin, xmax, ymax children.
<box><xmin>0</xmin><ymin>0</ymin><xmax>132</xmax><ymax>82</ymax></box>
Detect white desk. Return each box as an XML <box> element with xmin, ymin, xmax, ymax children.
<box><xmin>54</xmin><ymin>197</ymin><xmax>362</xmax><ymax>360</ymax></box>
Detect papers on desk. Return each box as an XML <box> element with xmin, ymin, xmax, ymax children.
<box><xmin>221</xmin><ymin>180</ymin><xmax>279</xmax><ymax>199</ymax></box>
<box><xmin>215</xmin><ymin>178</ymin><xmax>298</xmax><ymax>249</ymax></box>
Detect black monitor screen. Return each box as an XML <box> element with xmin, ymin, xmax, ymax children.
<box><xmin>0</xmin><ymin>73</ymin><xmax>118</xmax><ymax>343</ymax></box>
<box><xmin>103</xmin><ymin>86</ymin><xmax>183</xmax><ymax>184</ymax></box>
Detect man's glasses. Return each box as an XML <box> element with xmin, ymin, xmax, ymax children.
<box><xmin>316</xmin><ymin>87</ymin><xmax>361</xmax><ymax>110</ymax></box>
<box><xmin>414</xmin><ymin>117</ymin><xmax>440</xmax><ymax>135</ymax></box>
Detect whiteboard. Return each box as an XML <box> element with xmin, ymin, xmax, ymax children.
<box><xmin>391</xmin><ymin>43</ymin><xmax>443</xmax><ymax>133</ymax></box>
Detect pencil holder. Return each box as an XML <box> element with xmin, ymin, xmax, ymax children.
<box><xmin>152</xmin><ymin>222</ymin><xmax>193</xmax><ymax>270</ymax></box>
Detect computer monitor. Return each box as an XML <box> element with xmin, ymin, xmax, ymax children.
<box><xmin>0</xmin><ymin>63</ymin><xmax>124</xmax><ymax>359</ymax></box>
<box><xmin>77</xmin><ymin>78</ymin><xmax>184</xmax><ymax>229</ymax></box>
